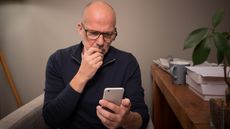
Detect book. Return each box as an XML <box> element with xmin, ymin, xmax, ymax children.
<box><xmin>186</xmin><ymin>66</ymin><xmax>229</xmax><ymax>84</ymax></box>
<box><xmin>186</xmin><ymin>75</ymin><xmax>227</xmax><ymax>95</ymax></box>
<box><xmin>188</xmin><ymin>86</ymin><xmax>225</xmax><ymax>101</ymax></box>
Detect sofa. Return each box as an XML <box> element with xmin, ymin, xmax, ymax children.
<box><xmin>0</xmin><ymin>94</ymin><xmax>49</xmax><ymax>129</ymax></box>
<box><xmin>0</xmin><ymin>93</ymin><xmax>154</xmax><ymax>129</ymax></box>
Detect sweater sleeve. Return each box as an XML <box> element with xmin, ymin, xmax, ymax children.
<box><xmin>42</xmin><ymin>52</ymin><xmax>81</xmax><ymax>128</ymax></box>
<box><xmin>124</xmin><ymin>54</ymin><xmax>149</xmax><ymax>129</ymax></box>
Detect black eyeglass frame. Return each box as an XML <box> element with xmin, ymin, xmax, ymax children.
<box><xmin>81</xmin><ymin>23</ymin><xmax>117</xmax><ymax>42</ymax></box>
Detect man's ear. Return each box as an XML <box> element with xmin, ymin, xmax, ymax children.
<box><xmin>77</xmin><ymin>23</ymin><xmax>85</xmax><ymax>40</ymax></box>
<box><xmin>76</xmin><ymin>23</ymin><xmax>83</xmax><ymax>34</ymax></box>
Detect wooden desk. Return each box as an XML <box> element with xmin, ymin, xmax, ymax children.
<box><xmin>151</xmin><ymin>64</ymin><xmax>211</xmax><ymax>129</ymax></box>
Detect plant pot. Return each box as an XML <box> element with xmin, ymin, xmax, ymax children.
<box><xmin>226</xmin><ymin>86</ymin><xmax>230</xmax><ymax>106</ymax></box>
<box><xmin>209</xmin><ymin>98</ymin><xmax>230</xmax><ymax>129</ymax></box>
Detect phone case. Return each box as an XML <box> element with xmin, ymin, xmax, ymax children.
<box><xmin>103</xmin><ymin>87</ymin><xmax>124</xmax><ymax>105</ymax></box>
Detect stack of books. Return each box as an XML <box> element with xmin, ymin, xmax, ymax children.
<box><xmin>186</xmin><ymin>66</ymin><xmax>229</xmax><ymax>101</ymax></box>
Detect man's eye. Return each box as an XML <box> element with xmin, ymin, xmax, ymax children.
<box><xmin>89</xmin><ymin>31</ymin><xmax>100</xmax><ymax>36</ymax></box>
<box><xmin>104</xmin><ymin>33</ymin><xmax>113</xmax><ymax>37</ymax></box>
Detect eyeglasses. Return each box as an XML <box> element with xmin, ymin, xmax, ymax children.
<box><xmin>81</xmin><ymin>23</ymin><xmax>117</xmax><ymax>42</ymax></box>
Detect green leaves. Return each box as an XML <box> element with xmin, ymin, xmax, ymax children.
<box><xmin>184</xmin><ymin>28</ymin><xmax>211</xmax><ymax>65</ymax></box>
<box><xmin>214</xmin><ymin>32</ymin><xmax>230</xmax><ymax>64</ymax></box>
<box><xmin>192</xmin><ymin>38</ymin><xmax>211</xmax><ymax>65</ymax></box>
<box><xmin>184</xmin><ymin>28</ymin><xmax>209</xmax><ymax>49</ymax></box>
<box><xmin>184</xmin><ymin>10</ymin><xmax>230</xmax><ymax>66</ymax></box>
<box><xmin>217</xmin><ymin>49</ymin><xmax>224</xmax><ymax>64</ymax></box>
<box><xmin>212</xmin><ymin>10</ymin><xmax>224</xmax><ymax>28</ymax></box>
<box><xmin>214</xmin><ymin>32</ymin><xmax>229</xmax><ymax>64</ymax></box>
<box><xmin>184</xmin><ymin>10</ymin><xmax>229</xmax><ymax>67</ymax></box>
<box><xmin>222</xmin><ymin>32</ymin><xmax>230</xmax><ymax>40</ymax></box>
<box><xmin>214</xmin><ymin>32</ymin><xmax>229</xmax><ymax>53</ymax></box>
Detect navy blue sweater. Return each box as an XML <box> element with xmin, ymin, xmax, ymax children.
<box><xmin>43</xmin><ymin>43</ymin><xmax>149</xmax><ymax>129</ymax></box>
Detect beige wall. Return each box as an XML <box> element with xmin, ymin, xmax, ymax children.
<box><xmin>0</xmin><ymin>0</ymin><xmax>230</xmax><ymax>117</ymax></box>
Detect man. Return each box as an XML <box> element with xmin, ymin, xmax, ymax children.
<box><xmin>43</xmin><ymin>1</ymin><xmax>149</xmax><ymax>129</ymax></box>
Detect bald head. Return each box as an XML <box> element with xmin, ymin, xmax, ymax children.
<box><xmin>82</xmin><ymin>0</ymin><xmax>116</xmax><ymax>29</ymax></box>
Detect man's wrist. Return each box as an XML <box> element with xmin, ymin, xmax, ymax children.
<box><xmin>122</xmin><ymin>111</ymin><xmax>133</xmax><ymax>129</ymax></box>
<box><xmin>70</xmin><ymin>73</ymin><xmax>87</xmax><ymax>93</ymax></box>
<box><xmin>122</xmin><ymin>111</ymin><xmax>142</xmax><ymax>129</ymax></box>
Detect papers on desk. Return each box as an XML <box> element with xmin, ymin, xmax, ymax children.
<box><xmin>152</xmin><ymin>58</ymin><xmax>170</xmax><ymax>73</ymax></box>
<box><xmin>152</xmin><ymin>57</ymin><xmax>216</xmax><ymax>75</ymax></box>
<box><xmin>153</xmin><ymin>57</ymin><xmax>229</xmax><ymax>101</ymax></box>
<box><xmin>186</xmin><ymin>66</ymin><xmax>229</xmax><ymax>101</ymax></box>
<box><xmin>153</xmin><ymin>58</ymin><xmax>192</xmax><ymax>73</ymax></box>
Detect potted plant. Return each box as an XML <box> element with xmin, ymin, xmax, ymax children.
<box><xmin>184</xmin><ymin>10</ymin><xmax>230</xmax><ymax>129</ymax></box>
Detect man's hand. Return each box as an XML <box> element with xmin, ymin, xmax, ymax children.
<box><xmin>96</xmin><ymin>98</ymin><xmax>142</xmax><ymax>129</ymax></box>
<box><xmin>70</xmin><ymin>47</ymin><xmax>103</xmax><ymax>92</ymax></box>
<box><xmin>78</xmin><ymin>47</ymin><xmax>103</xmax><ymax>80</ymax></box>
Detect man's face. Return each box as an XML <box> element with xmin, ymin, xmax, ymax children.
<box><xmin>78</xmin><ymin>1</ymin><xmax>117</xmax><ymax>55</ymax></box>
<box><xmin>79</xmin><ymin>21</ymin><xmax>117</xmax><ymax>55</ymax></box>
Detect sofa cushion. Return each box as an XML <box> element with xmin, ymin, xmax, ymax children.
<box><xmin>0</xmin><ymin>94</ymin><xmax>49</xmax><ymax>129</ymax></box>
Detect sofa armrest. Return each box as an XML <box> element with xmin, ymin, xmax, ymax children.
<box><xmin>0</xmin><ymin>93</ymin><xmax>154</xmax><ymax>129</ymax></box>
<box><xmin>146</xmin><ymin>115</ymin><xmax>154</xmax><ymax>129</ymax></box>
<box><xmin>0</xmin><ymin>93</ymin><xmax>49</xmax><ymax>129</ymax></box>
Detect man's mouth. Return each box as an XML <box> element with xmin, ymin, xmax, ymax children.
<box><xmin>100</xmin><ymin>49</ymin><xmax>105</xmax><ymax>55</ymax></box>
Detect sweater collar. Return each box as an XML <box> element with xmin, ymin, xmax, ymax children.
<box><xmin>71</xmin><ymin>42</ymin><xmax>116</xmax><ymax>67</ymax></box>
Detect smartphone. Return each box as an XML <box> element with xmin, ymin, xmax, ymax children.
<box><xmin>102</xmin><ymin>87</ymin><xmax>124</xmax><ymax>105</ymax></box>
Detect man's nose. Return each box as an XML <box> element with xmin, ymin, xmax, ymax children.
<box><xmin>96</xmin><ymin>34</ymin><xmax>105</xmax><ymax>46</ymax></box>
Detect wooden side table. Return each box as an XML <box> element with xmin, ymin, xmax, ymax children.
<box><xmin>151</xmin><ymin>64</ymin><xmax>211</xmax><ymax>129</ymax></box>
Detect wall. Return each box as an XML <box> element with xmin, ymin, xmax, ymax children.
<box><xmin>0</xmin><ymin>0</ymin><xmax>230</xmax><ymax>117</ymax></box>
